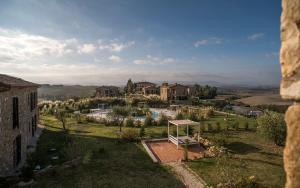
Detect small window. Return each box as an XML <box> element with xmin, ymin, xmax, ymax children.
<box><xmin>12</xmin><ymin>97</ymin><xmax>19</xmax><ymax>129</ymax></box>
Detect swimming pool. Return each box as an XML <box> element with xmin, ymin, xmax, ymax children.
<box><xmin>135</xmin><ymin>111</ymin><xmax>160</xmax><ymax>121</ymax></box>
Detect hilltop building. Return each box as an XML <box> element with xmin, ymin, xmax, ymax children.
<box><xmin>0</xmin><ymin>74</ymin><xmax>39</xmax><ymax>176</ymax></box>
<box><xmin>95</xmin><ymin>86</ymin><xmax>120</xmax><ymax>97</ymax></box>
<box><xmin>142</xmin><ymin>85</ymin><xmax>160</xmax><ymax>96</ymax></box>
<box><xmin>135</xmin><ymin>82</ymin><xmax>156</xmax><ymax>94</ymax></box>
<box><xmin>160</xmin><ymin>83</ymin><xmax>188</xmax><ymax>102</ymax></box>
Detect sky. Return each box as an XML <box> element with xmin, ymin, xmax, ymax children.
<box><xmin>0</xmin><ymin>0</ymin><xmax>281</xmax><ymax>86</ymax></box>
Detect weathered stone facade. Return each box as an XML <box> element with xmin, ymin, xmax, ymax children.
<box><xmin>0</xmin><ymin>76</ymin><xmax>38</xmax><ymax>176</ymax></box>
<box><xmin>280</xmin><ymin>0</ymin><xmax>300</xmax><ymax>187</ymax></box>
<box><xmin>95</xmin><ymin>86</ymin><xmax>120</xmax><ymax>97</ymax></box>
<box><xmin>160</xmin><ymin>83</ymin><xmax>188</xmax><ymax>102</ymax></box>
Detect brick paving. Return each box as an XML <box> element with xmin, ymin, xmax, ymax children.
<box><xmin>146</xmin><ymin>140</ymin><xmax>205</xmax><ymax>163</ymax></box>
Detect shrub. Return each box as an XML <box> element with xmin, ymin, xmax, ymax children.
<box><xmin>207</xmin><ymin>123</ymin><xmax>213</xmax><ymax>132</ymax></box>
<box><xmin>200</xmin><ymin>123</ymin><xmax>206</xmax><ymax>133</ymax></box>
<box><xmin>184</xmin><ymin>126</ymin><xmax>194</xmax><ymax>136</ymax></box>
<box><xmin>21</xmin><ymin>165</ymin><xmax>34</xmax><ymax>182</ymax></box>
<box><xmin>0</xmin><ymin>177</ymin><xmax>8</xmax><ymax>188</ymax></box>
<box><xmin>257</xmin><ymin>111</ymin><xmax>286</xmax><ymax>146</ymax></box>
<box><xmin>161</xmin><ymin>130</ymin><xmax>168</xmax><ymax>138</ymax></box>
<box><xmin>135</xmin><ymin>120</ymin><xmax>142</xmax><ymax>127</ymax></box>
<box><xmin>139</xmin><ymin>126</ymin><xmax>145</xmax><ymax>138</ymax></box>
<box><xmin>244</xmin><ymin>121</ymin><xmax>250</xmax><ymax>131</ymax></box>
<box><xmin>175</xmin><ymin>112</ymin><xmax>185</xmax><ymax>120</ymax></box>
<box><xmin>202</xmin><ymin>107</ymin><xmax>214</xmax><ymax>119</ymax></box>
<box><xmin>215</xmin><ymin>122</ymin><xmax>221</xmax><ymax>132</ymax></box>
<box><xmin>188</xmin><ymin>112</ymin><xmax>198</xmax><ymax>121</ymax></box>
<box><xmin>81</xmin><ymin>109</ymin><xmax>90</xmax><ymax>114</ymax></box>
<box><xmin>124</xmin><ymin>117</ymin><xmax>134</xmax><ymax>127</ymax></box>
<box><xmin>75</xmin><ymin>114</ymin><xmax>84</xmax><ymax>124</ymax></box>
<box><xmin>144</xmin><ymin>115</ymin><xmax>153</xmax><ymax>127</ymax></box>
<box><xmin>121</xmin><ymin>129</ymin><xmax>139</xmax><ymax>142</ymax></box>
<box><xmin>158</xmin><ymin>113</ymin><xmax>168</xmax><ymax>126</ymax></box>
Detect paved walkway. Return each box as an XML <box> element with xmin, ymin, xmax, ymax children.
<box><xmin>166</xmin><ymin>162</ymin><xmax>206</xmax><ymax>188</ymax></box>
<box><xmin>147</xmin><ymin>140</ymin><xmax>205</xmax><ymax>163</ymax></box>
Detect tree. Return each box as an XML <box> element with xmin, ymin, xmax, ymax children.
<box><xmin>55</xmin><ymin>109</ymin><xmax>67</xmax><ymax>130</ymax></box>
<box><xmin>125</xmin><ymin>78</ymin><xmax>135</xmax><ymax>94</ymax></box>
<box><xmin>108</xmin><ymin>106</ymin><xmax>131</xmax><ymax>132</ymax></box>
<box><xmin>257</xmin><ymin>111</ymin><xmax>286</xmax><ymax>146</ymax></box>
<box><xmin>144</xmin><ymin>115</ymin><xmax>153</xmax><ymax>127</ymax></box>
<box><xmin>139</xmin><ymin>126</ymin><xmax>145</xmax><ymax>138</ymax></box>
<box><xmin>158</xmin><ymin>113</ymin><xmax>168</xmax><ymax>126</ymax></box>
<box><xmin>194</xmin><ymin>84</ymin><xmax>217</xmax><ymax>99</ymax></box>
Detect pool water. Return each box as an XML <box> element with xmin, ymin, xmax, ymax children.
<box><xmin>135</xmin><ymin>111</ymin><xmax>160</xmax><ymax>121</ymax></box>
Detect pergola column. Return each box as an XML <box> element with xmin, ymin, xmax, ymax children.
<box><xmin>177</xmin><ymin>125</ymin><xmax>179</xmax><ymax>149</ymax></box>
<box><xmin>167</xmin><ymin>121</ymin><xmax>170</xmax><ymax>142</ymax></box>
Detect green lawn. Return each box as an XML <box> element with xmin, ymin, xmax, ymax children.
<box><xmin>32</xmin><ymin>115</ymin><xmax>184</xmax><ymax>188</ymax></box>
<box><xmin>32</xmin><ymin>113</ymin><xmax>285</xmax><ymax>188</ymax></box>
<box><xmin>185</xmin><ymin>113</ymin><xmax>285</xmax><ymax>187</ymax></box>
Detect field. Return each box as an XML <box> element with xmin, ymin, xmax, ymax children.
<box><xmin>31</xmin><ymin>112</ymin><xmax>285</xmax><ymax>187</ymax></box>
<box><xmin>236</xmin><ymin>93</ymin><xmax>292</xmax><ymax>106</ymax></box>
<box><xmin>38</xmin><ymin>85</ymin><xmax>98</xmax><ymax>100</ymax></box>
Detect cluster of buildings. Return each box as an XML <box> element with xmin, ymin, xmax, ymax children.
<box><xmin>0</xmin><ymin>74</ymin><xmax>39</xmax><ymax>176</ymax></box>
<box><xmin>95</xmin><ymin>80</ymin><xmax>197</xmax><ymax>103</ymax></box>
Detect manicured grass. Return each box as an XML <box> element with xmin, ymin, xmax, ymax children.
<box><xmin>33</xmin><ymin>115</ymin><xmax>184</xmax><ymax>188</ymax></box>
<box><xmin>33</xmin><ymin>113</ymin><xmax>285</xmax><ymax>187</ymax></box>
<box><xmin>185</xmin><ymin>113</ymin><xmax>285</xmax><ymax>187</ymax></box>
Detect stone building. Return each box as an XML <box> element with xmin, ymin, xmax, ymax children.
<box><xmin>142</xmin><ymin>85</ymin><xmax>160</xmax><ymax>96</ymax></box>
<box><xmin>280</xmin><ymin>1</ymin><xmax>300</xmax><ymax>187</ymax></box>
<box><xmin>95</xmin><ymin>86</ymin><xmax>120</xmax><ymax>97</ymax></box>
<box><xmin>160</xmin><ymin>83</ymin><xmax>188</xmax><ymax>101</ymax></box>
<box><xmin>0</xmin><ymin>74</ymin><xmax>39</xmax><ymax>176</ymax></box>
<box><xmin>135</xmin><ymin>82</ymin><xmax>156</xmax><ymax>94</ymax></box>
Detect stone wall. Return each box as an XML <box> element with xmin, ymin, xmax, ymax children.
<box><xmin>280</xmin><ymin>0</ymin><xmax>300</xmax><ymax>187</ymax></box>
<box><xmin>0</xmin><ymin>87</ymin><xmax>38</xmax><ymax>176</ymax></box>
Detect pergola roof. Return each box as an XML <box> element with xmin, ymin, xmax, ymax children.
<box><xmin>169</xmin><ymin>119</ymin><xmax>199</xmax><ymax>126</ymax></box>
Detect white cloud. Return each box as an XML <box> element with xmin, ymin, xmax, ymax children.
<box><xmin>99</xmin><ymin>40</ymin><xmax>135</xmax><ymax>52</ymax></box>
<box><xmin>248</xmin><ymin>33</ymin><xmax>264</xmax><ymax>40</ymax></box>
<box><xmin>108</xmin><ymin>55</ymin><xmax>122</xmax><ymax>63</ymax></box>
<box><xmin>194</xmin><ymin>37</ymin><xmax>222</xmax><ymax>47</ymax></box>
<box><xmin>0</xmin><ymin>28</ymin><xmax>77</xmax><ymax>62</ymax></box>
<box><xmin>133</xmin><ymin>55</ymin><xmax>175</xmax><ymax>65</ymax></box>
<box><xmin>77</xmin><ymin>43</ymin><xmax>96</xmax><ymax>54</ymax></box>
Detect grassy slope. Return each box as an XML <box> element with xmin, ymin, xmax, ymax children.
<box><xmin>33</xmin><ymin>115</ymin><xmax>184</xmax><ymax>188</ymax></box>
<box><xmin>186</xmin><ymin>114</ymin><xmax>285</xmax><ymax>187</ymax></box>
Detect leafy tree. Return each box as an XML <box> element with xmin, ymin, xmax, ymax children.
<box><xmin>125</xmin><ymin>78</ymin><xmax>135</xmax><ymax>94</ymax></box>
<box><xmin>144</xmin><ymin>115</ymin><xmax>153</xmax><ymax>127</ymax></box>
<box><xmin>139</xmin><ymin>126</ymin><xmax>145</xmax><ymax>138</ymax></box>
<box><xmin>124</xmin><ymin>116</ymin><xmax>134</xmax><ymax>127</ymax></box>
<box><xmin>194</xmin><ymin>84</ymin><xmax>217</xmax><ymax>99</ymax></box>
<box><xmin>158</xmin><ymin>113</ymin><xmax>168</xmax><ymax>126</ymax></box>
<box><xmin>175</xmin><ymin>112</ymin><xmax>185</xmax><ymax>120</ymax></box>
<box><xmin>108</xmin><ymin>106</ymin><xmax>131</xmax><ymax>132</ymax></box>
<box><xmin>54</xmin><ymin>109</ymin><xmax>68</xmax><ymax>130</ymax></box>
<box><xmin>257</xmin><ymin>111</ymin><xmax>286</xmax><ymax>146</ymax></box>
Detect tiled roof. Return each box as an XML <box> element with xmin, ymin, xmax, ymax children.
<box><xmin>0</xmin><ymin>74</ymin><xmax>39</xmax><ymax>88</ymax></box>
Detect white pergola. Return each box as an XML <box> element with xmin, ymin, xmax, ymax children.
<box><xmin>168</xmin><ymin>119</ymin><xmax>199</xmax><ymax>149</ymax></box>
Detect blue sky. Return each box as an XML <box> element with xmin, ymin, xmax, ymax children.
<box><xmin>0</xmin><ymin>0</ymin><xmax>281</xmax><ymax>86</ymax></box>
